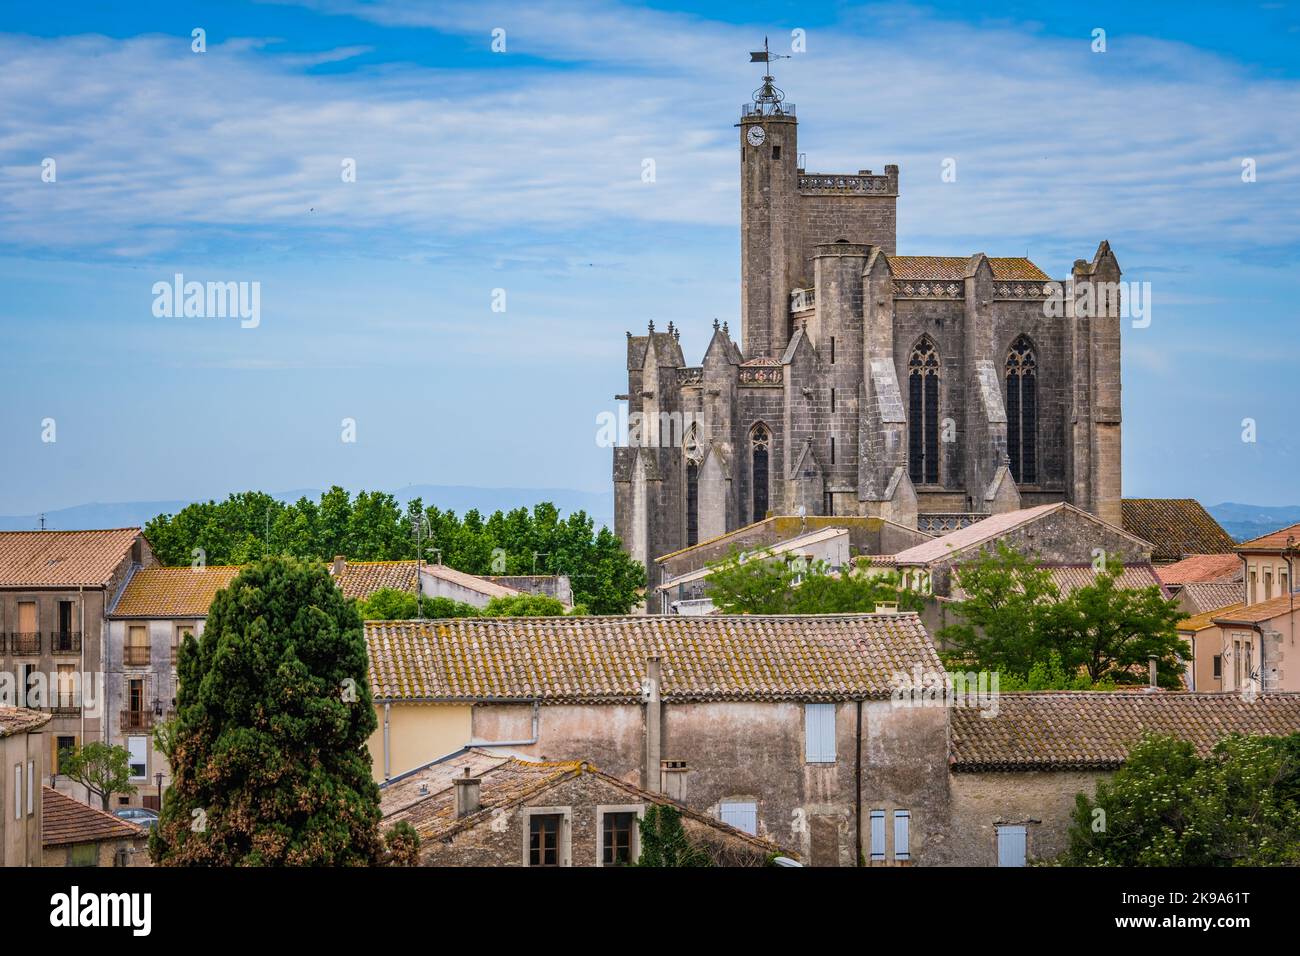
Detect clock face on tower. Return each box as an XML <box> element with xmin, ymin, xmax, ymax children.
<box><xmin>746</xmin><ymin>125</ymin><xmax>766</xmax><ymax>147</ymax></box>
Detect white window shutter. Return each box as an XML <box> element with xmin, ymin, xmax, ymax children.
<box><xmin>997</xmin><ymin>825</ymin><xmax>1027</xmax><ymax>867</ymax></box>
<box><xmin>893</xmin><ymin>810</ymin><xmax>911</xmax><ymax>861</ymax></box>
<box><xmin>720</xmin><ymin>801</ymin><xmax>758</xmax><ymax>835</ymax></box>
<box><xmin>870</xmin><ymin>810</ymin><xmax>886</xmax><ymax>860</ymax></box>
<box><xmin>804</xmin><ymin>703</ymin><xmax>836</xmax><ymax>763</ymax></box>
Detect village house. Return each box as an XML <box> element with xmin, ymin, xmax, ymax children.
<box><xmin>381</xmin><ymin>747</ymin><xmax>788</xmax><ymax>866</ymax></box>
<box><xmin>948</xmin><ymin>692</ymin><xmax>1300</xmax><ymax>865</ymax></box>
<box><xmin>0</xmin><ymin>529</ymin><xmax>154</xmax><ymax>803</ymax></box>
<box><xmin>103</xmin><ymin>564</ymin><xmax>241</xmax><ymax>809</ymax></box>
<box><xmin>329</xmin><ymin>556</ymin><xmax>536</xmax><ymax>609</ymax></box>
<box><xmin>41</xmin><ymin>785</ymin><xmax>149</xmax><ymax>867</ymax></box>
<box><xmin>0</xmin><ymin>707</ymin><xmax>48</xmax><ymax>866</ymax></box>
<box><xmin>365</xmin><ymin>611</ymin><xmax>949</xmax><ymax>866</ymax></box>
<box><xmin>1120</xmin><ymin>498</ymin><xmax>1237</xmax><ymax>564</ymax></box>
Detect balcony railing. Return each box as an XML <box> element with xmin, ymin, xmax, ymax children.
<box><xmin>120</xmin><ymin>709</ymin><xmax>154</xmax><ymax>731</ymax></box>
<box><xmin>124</xmin><ymin>646</ymin><xmax>151</xmax><ymax>666</ymax></box>
<box><xmin>9</xmin><ymin>632</ymin><xmax>41</xmax><ymax>655</ymax></box>
<box><xmin>50</xmin><ymin>631</ymin><xmax>82</xmax><ymax>655</ymax></box>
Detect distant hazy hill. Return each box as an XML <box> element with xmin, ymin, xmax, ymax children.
<box><xmin>1207</xmin><ymin>502</ymin><xmax>1300</xmax><ymax>543</ymax></box>
<box><xmin>0</xmin><ymin>485</ymin><xmax>614</xmax><ymax>533</ymax></box>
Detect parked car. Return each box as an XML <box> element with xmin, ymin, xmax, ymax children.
<box><xmin>113</xmin><ymin>807</ymin><xmax>159</xmax><ymax>830</ymax></box>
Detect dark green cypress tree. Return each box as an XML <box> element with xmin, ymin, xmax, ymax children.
<box><xmin>150</xmin><ymin>556</ymin><xmax>383</xmax><ymax>866</ymax></box>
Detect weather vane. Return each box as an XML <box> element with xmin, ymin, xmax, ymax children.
<box><xmin>749</xmin><ymin>36</ymin><xmax>791</xmax><ymax>112</ymax></box>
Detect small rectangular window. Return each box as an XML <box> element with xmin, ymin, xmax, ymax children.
<box><xmin>870</xmin><ymin>810</ymin><xmax>886</xmax><ymax>860</ymax></box>
<box><xmin>830</xmin><ymin>437</ymin><xmax>836</xmax><ymax>465</ymax></box>
<box><xmin>127</xmin><ymin>736</ymin><xmax>148</xmax><ymax>780</ymax></box>
<box><xmin>804</xmin><ymin>703</ymin><xmax>836</xmax><ymax>763</ymax></box>
<box><xmin>772</xmin><ymin>145</ymin><xmax>781</xmax><ymax>159</ymax></box>
<box><xmin>602</xmin><ymin>812</ymin><xmax>636</xmax><ymax>865</ymax></box>
<box><xmin>56</xmin><ymin>736</ymin><xmax>77</xmax><ymax>774</ymax></box>
<box><xmin>830</xmin><ymin>336</ymin><xmax>836</xmax><ymax>364</ymax></box>
<box><xmin>1212</xmin><ymin>655</ymin><xmax>1222</xmax><ymax>679</ymax></box>
<box><xmin>529</xmin><ymin>814</ymin><xmax>561</xmax><ymax>866</ymax></box>
<box><xmin>830</xmin><ymin>387</ymin><xmax>836</xmax><ymax>413</ymax></box>
<box><xmin>997</xmin><ymin>825</ymin><xmax>1026</xmax><ymax>867</ymax></box>
<box><xmin>720</xmin><ymin>801</ymin><xmax>758</xmax><ymax>835</ymax></box>
<box><xmin>893</xmin><ymin>810</ymin><xmax>911</xmax><ymax>861</ymax></box>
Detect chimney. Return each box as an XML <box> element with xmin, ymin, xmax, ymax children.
<box><xmin>660</xmin><ymin>760</ymin><xmax>687</xmax><ymax>803</ymax></box>
<box><xmin>331</xmin><ymin>555</ymin><xmax>346</xmax><ymax>577</ymax></box>
<box><xmin>874</xmin><ymin>601</ymin><xmax>898</xmax><ymax>614</ymax></box>
<box><xmin>644</xmin><ymin>656</ymin><xmax>662</xmax><ymax>792</ymax></box>
<box><xmin>454</xmin><ymin>767</ymin><xmax>481</xmax><ymax>817</ymax></box>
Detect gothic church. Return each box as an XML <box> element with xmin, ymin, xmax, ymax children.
<box><xmin>614</xmin><ymin>74</ymin><xmax>1123</xmax><ymax>585</ymax></box>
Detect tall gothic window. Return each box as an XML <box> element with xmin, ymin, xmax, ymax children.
<box><xmin>750</xmin><ymin>423</ymin><xmax>771</xmax><ymax>524</ymax></box>
<box><xmin>908</xmin><ymin>338</ymin><xmax>940</xmax><ymax>485</ymax></box>
<box><xmin>684</xmin><ymin>425</ymin><xmax>702</xmax><ymax>546</ymax></box>
<box><xmin>1006</xmin><ymin>335</ymin><xmax>1038</xmax><ymax>484</ymax></box>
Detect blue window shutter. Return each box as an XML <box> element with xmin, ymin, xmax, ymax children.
<box><xmin>997</xmin><ymin>825</ymin><xmax>1027</xmax><ymax>867</ymax></box>
<box><xmin>870</xmin><ymin>810</ymin><xmax>886</xmax><ymax>860</ymax></box>
<box><xmin>893</xmin><ymin>810</ymin><xmax>911</xmax><ymax>861</ymax></box>
<box><xmin>720</xmin><ymin>801</ymin><xmax>758</xmax><ymax>835</ymax></box>
<box><xmin>804</xmin><ymin>703</ymin><xmax>836</xmax><ymax>763</ymax></box>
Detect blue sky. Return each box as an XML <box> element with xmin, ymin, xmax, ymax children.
<box><xmin>0</xmin><ymin>0</ymin><xmax>1297</xmax><ymax>516</ymax></box>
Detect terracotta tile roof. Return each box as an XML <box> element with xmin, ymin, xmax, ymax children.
<box><xmin>886</xmin><ymin>255</ymin><xmax>1050</xmax><ymax>282</ymax></box>
<box><xmin>950</xmin><ymin>693</ymin><xmax>1300</xmax><ymax>771</ymax></box>
<box><xmin>110</xmin><ymin>565</ymin><xmax>241</xmax><ymax>618</ymax></box>
<box><xmin>382</xmin><ymin>748</ymin><xmax>787</xmax><ymax>857</ymax></box>
<box><xmin>1157</xmin><ymin>553</ymin><xmax>1243</xmax><ymax>585</ymax></box>
<box><xmin>1236</xmin><ymin>522</ymin><xmax>1300</xmax><ymax>552</ymax></box>
<box><xmin>1121</xmin><ymin>499</ymin><xmax>1236</xmax><ymax>561</ymax></box>
<box><xmin>0</xmin><ymin>529</ymin><xmax>142</xmax><ymax>588</ymax></box>
<box><xmin>1213</xmin><ymin>594</ymin><xmax>1300</xmax><ymax>625</ymax></box>
<box><xmin>366</xmin><ymin>613</ymin><xmax>942</xmax><ymax>703</ymax></box>
<box><xmin>0</xmin><ymin>707</ymin><xmax>52</xmax><ymax>737</ymax></box>
<box><xmin>420</xmin><ymin>564</ymin><xmax>521</xmax><ymax>599</ymax></box>
<box><xmin>42</xmin><ymin>787</ymin><xmax>144</xmax><ymax>847</ymax></box>
<box><xmin>1180</xmin><ymin>581</ymin><xmax>1245</xmax><ymax>614</ymax></box>
<box><xmin>1045</xmin><ymin>563</ymin><xmax>1167</xmax><ymax>597</ymax></box>
<box><xmin>1178</xmin><ymin>603</ymin><xmax>1244</xmax><ymax>633</ymax></box>
<box><xmin>334</xmin><ymin>560</ymin><xmax>419</xmax><ymax>601</ymax></box>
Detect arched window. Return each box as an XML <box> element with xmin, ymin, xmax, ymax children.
<box><xmin>908</xmin><ymin>338</ymin><xmax>940</xmax><ymax>485</ymax></box>
<box><xmin>750</xmin><ymin>424</ymin><xmax>771</xmax><ymax>524</ymax></box>
<box><xmin>684</xmin><ymin>425</ymin><xmax>703</xmax><ymax>546</ymax></box>
<box><xmin>1006</xmin><ymin>335</ymin><xmax>1037</xmax><ymax>484</ymax></box>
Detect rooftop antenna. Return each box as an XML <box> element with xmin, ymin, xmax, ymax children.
<box><xmin>749</xmin><ymin>36</ymin><xmax>791</xmax><ymax>114</ymax></box>
<box><xmin>38</xmin><ymin>513</ymin><xmax>46</xmax><ymax>531</ymax></box>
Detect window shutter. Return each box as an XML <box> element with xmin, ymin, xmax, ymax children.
<box><xmin>893</xmin><ymin>810</ymin><xmax>911</xmax><ymax>861</ymax></box>
<box><xmin>997</xmin><ymin>825</ymin><xmax>1027</xmax><ymax>867</ymax></box>
<box><xmin>13</xmin><ymin>764</ymin><xmax>21</xmax><ymax>820</ymax></box>
<box><xmin>870</xmin><ymin>810</ymin><xmax>886</xmax><ymax>860</ymax></box>
<box><xmin>26</xmin><ymin>759</ymin><xmax>34</xmax><ymax>816</ymax></box>
<box><xmin>804</xmin><ymin>703</ymin><xmax>836</xmax><ymax>763</ymax></box>
<box><xmin>720</xmin><ymin>801</ymin><xmax>758</xmax><ymax>835</ymax></box>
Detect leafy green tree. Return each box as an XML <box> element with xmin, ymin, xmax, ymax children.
<box><xmin>939</xmin><ymin>546</ymin><xmax>1188</xmax><ymax>686</ymax></box>
<box><xmin>636</xmin><ymin>805</ymin><xmax>712</xmax><ymax>867</ymax></box>
<box><xmin>150</xmin><ymin>556</ymin><xmax>383</xmax><ymax>866</ymax></box>
<box><xmin>146</xmin><ymin>491</ymin><xmax>645</xmax><ymax>614</ymax></box>
<box><xmin>1061</xmin><ymin>733</ymin><xmax>1300</xmax><ymax>866</ymax></box>
<box><xmin>60</xmin><ymin>742</ymin><xmax>137</xmax><ymax>811</ymax></box>
<box><xmin>993</xmin><ymin>651</ymin><xmax>1117</xmax><ymax>691</ymax></box>
<box><xmin>704</xmin><ymin>551</ymin><xmax>921</xmax><ymax>615</ymax></box>
<box><xmin>355</xmin><ymin>588</ymin><xmax>479</xmax><ymax>621</ymax></box>
<box><xmin>481</xmin><ymin>594</ymin><xmax>569</xmax><ymax>617</ymax></box>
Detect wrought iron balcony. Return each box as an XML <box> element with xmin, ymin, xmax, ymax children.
<box><xmin>50</xmin><ymin>631</ymin><xmax>82</xmax><ymax>655</ymax></box>
<box><xmin>120</xmin><ymin>709</ymin><xmax>154</xmax><ymax>731</ymax></box>
<box><xmin>9</xmin><ymin>632</ymin><xmax>41</xmax><ymax>655</ymax></box>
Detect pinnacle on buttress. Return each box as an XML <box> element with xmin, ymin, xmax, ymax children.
<box><xmin>713</xmin><ymin>318</ymin><xmax>720</xmax><ymax>332</ymax></box>
<box><xmin>648</xmin><ymin>320</ymin><xmax>655</xmax><ymax>333</ymax></box>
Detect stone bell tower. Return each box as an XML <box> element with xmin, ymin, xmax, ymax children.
<box><xmin>738</xmin><ymin>50</ymin><xmax>799</xmax><ymax>361</ymax></box>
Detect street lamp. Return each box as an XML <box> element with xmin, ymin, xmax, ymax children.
<box><xmin>154</xmin><ymin>771</ymin><xmax>164</xmax><ymax>810</ymax></box>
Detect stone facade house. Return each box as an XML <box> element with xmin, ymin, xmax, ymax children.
<box><xmin>381</xmin><ymin>747</ymin><xmax>786</xmax><ymax>867</ymax></box>
<box><xmin>0</xmin><ymin>529</ymin><xmax>154</xmax><ymax>804</ymax></box>
<box><xmin>366</xmin><ymin>612</ymin><xmax>948</xmax><ymax>865</ymax></box>
<box><xmin>948</xmin><ymin>692</ymin><xmax>1300</xmax><ymax>865</ymax></box>
<box><xmin>104</xmin><ymin>565</ymin><xmax>240</xmax><ymax>809</ymax></box>
<box><xmin>41</xmin><ymin>785</ymin><xmax>149</xmax><ymax>867</ymax></box>
<box><xmin>615</xmin><ymin>76</ymin><xmax>1125</xmax><ymax>588</ymax></box>
<box><xmin>0</xmin><ymin>707</ymin><xmax>49</xmax><ymax>866</ymax></box>
<box><xmin>329</xmin><ymin>557</ymin><xmax>526</xmax><ymax>609</ymax></box>
<box><xmin>1236</xmin><ymin>521</ymin><xmax>1299</xmax><ymax>606</ymax></box>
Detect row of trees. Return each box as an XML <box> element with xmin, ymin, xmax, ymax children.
<box><xmin>355</xmin><ymin>588</ymin><xmax>579</xmax><ymax>619</ymax></box>
<box><xmin>703</xmin><ymin>553</ymin><xmax>923</xmax><ymax>615</ymax></box>
<box><xmin>143</xmin><ymin>489</ymin><xmax>644</xmax><ymax>614</ymax></box>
